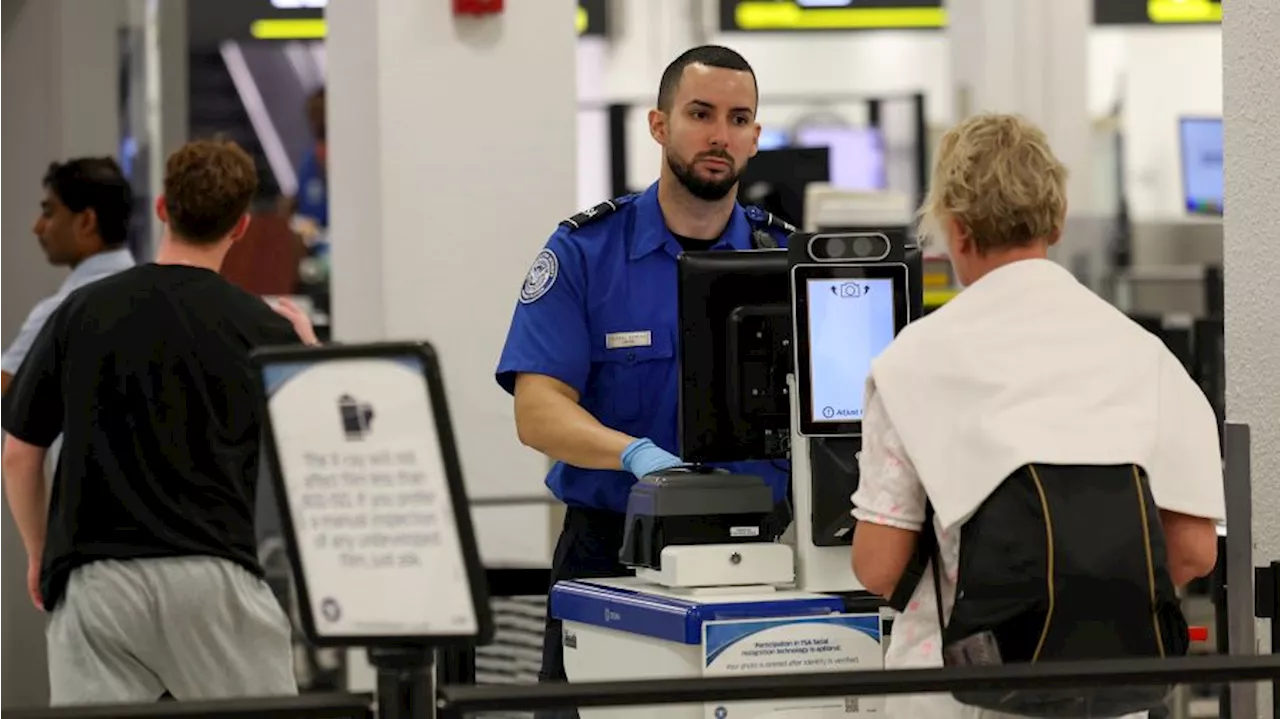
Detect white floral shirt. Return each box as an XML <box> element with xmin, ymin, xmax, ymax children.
<box><xmin>850</xmin><ymin>383</ymin><xmax>1147</xmax><ymax>719</ymax></box>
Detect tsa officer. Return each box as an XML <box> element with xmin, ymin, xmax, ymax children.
<box><xmin>494</xmin><ymin>45</ymin><xmax>794</xmax><ymax>712</ymax></box>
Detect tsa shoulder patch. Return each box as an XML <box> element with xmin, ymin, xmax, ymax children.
<box><xmin>519</xmin><ymin>248</ymin><xmax>559</xmax><ymax>304</ymax></box>
<box><xmin>559</xmin><ymin>193</ymin><xmax>636</xmax><ymax>231</ymax></box>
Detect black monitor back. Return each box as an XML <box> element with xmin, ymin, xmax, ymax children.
<box><xmin>678</xmin><ymin>249</ymin><xmax>792</xmax><ymax>463</ymax></box>
<box><xmin>738</xmin><ymin>147</ymin><xmax>831</xmax><ymax>229</ymax></box>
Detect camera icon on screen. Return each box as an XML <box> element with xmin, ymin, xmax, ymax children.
<box><xmin>338</xmin><ymin>394</ymin><xmax>375</xmax><ymax>441</ymax></box>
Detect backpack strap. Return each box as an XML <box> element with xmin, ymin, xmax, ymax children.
<box><xmin>886</xmin><ymin>502</ymin><xmax>946</xmax><ymax>626</ymax></box>
<box><xmin>926</xmin><ymin>502</ymin><xmax>947</xmax><ymax>630</ymax></box>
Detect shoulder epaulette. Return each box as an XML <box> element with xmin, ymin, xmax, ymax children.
<box><xmin>560</xmin><ymin>194</ymin><xmax>637</xmax><ymax>231</ymax></box>
<box><xmin>744</xmin><ymin>205</ymin><xmax>797</xmax><ymax>235</ymax></box>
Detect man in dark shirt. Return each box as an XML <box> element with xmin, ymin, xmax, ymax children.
<box><xmin>1</xmin><ymin>138</ymin><xmax>315</xmax><ymax>705</ymax></box>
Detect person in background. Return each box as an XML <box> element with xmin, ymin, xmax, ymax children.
<box><xmin>280</xmin><ymin>87</ymin><xmax>328</xmax><ymax>246</ymax></box>
<box><xmin>495</xmin><ymin>45</ymin><xmax>795</xmax><ymax>719</ymax></box>
<box><xmin>1</xmin><ymin>138</ymin><xmax>316</xmax><ymax>705</ymax></box>
<box><xmin>849</xmin><ymin>113</ymin><xmax>1221</xmax><ymax>718</ymax></box>
<box><xmin>1</xmin><ymin>158</ymin><xmax>136</xmax><ymax>394</ymax></box>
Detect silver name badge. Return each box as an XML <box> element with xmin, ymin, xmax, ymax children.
<box><xmin>605</xmin><ymin>331</ymin><xmax>652</xmax><ymax>349</ymax></box>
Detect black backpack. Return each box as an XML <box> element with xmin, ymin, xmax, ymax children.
<box><xmin>888</xmin><ymin>463</ymin><xmax>1190</xmax><ymax>718</ymax></box>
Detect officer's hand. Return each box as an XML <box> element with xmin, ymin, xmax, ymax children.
<box><xmin>620</xmin><ymin>438</ymin><xmax>684</xmax><ymax>479</ymax></box>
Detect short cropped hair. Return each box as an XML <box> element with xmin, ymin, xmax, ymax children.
<box><xmin>163</xmin><ymin>139</ymin><xmax>259</xmax><ymax>245</ymax></box>
<box><xmin>43</xmin><ymin>158</ymin><xmax>132</xmax><ymax>247</ymax></box>
<box><xmin>919</xmin><ymin>113</ymin><xmax>1068</xmax><ymax>254</ymax></box>
<box><xmin>657</xmin><ymin>45</ymin><xmax>757</xmax><ymax>112</ymax></box>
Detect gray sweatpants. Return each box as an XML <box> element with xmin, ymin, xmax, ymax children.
<box><xmin>47</xmin><ymin>556</ymin><xmax>299</xmax><ymax>705</ymax></box>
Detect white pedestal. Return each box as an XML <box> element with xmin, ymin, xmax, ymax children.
<box><xmin>554</xmin><ymin>577</ymin><xmax>885</xmax><ymax>718</ymax></box>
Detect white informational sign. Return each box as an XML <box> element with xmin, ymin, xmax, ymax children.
<box><xmin>262</xmin><ymin>354</ymin><xmax>479</xmax><ymax>640</ymax></box>
<box><xmin>701</xmin><ymin>613</ymin><xmax>884</xmax><ymax>718</ymax></box>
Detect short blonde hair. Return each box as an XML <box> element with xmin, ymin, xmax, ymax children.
<box><xmin>918</xmin><ymin>113</ymin><xmax>1068</xmax><ymax>254</ymax></box>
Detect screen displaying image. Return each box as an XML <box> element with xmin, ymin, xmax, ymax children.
<box><xmin>805</xmin><ymin>278</ymin><xmax>897</xmax><ymax>423</ymax></box>
<box><xmin>758</xmin><ymin>127</ymin><xmax>790</xmax><ymax>151</ymax></box>
<box><xmin>1179</xmin><ymin>117</ymin><xmax>1223</xmax><ymax>215</ymax></box>
<box><xmin>261</xmin><ymin>354</ymin><xmax>478</xmax><ymax>639</ymax></box>
<box><xmin>794</xmin><ymin>125</ymin><xmax>887</xmax><ymax>191</ymax></box>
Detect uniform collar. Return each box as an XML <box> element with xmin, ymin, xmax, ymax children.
<box><xmin>629</xmin><ymin>181</ymin><xmax>752</xmax><ymax>261</ymax></box>
<box><xmin>64</xmin><ymin>247</ymin><xmax>135</xmax><ymax>286</ymax></box>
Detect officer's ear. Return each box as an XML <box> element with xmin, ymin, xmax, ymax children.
<box><xmin>648</xmin><ymin>108</ymin><xmax>668</xmax><ymax>145</ymax></box>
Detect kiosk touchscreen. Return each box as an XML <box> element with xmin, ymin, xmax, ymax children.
<box><xmin>252</xmin><ymin>342</ymin><xmax>493</xmax><ymax>649</ymax></box>
<box><xmin>792</xmin><ymin>260</ymin><xmax>909</xmax><ymax>437</ymax></box>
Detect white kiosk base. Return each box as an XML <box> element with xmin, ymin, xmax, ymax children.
<box><xmin>553</xmin><ymin>577</ymin><xmax>885</xmax><ymax>718</ymax></box>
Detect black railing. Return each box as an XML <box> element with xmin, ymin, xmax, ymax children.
<box><xmin>436</xmin><ymin>494</ymin><xmax>557</xmax><ymax>688</ymax></box>
<box><xmin>436</xmin><ymin>654</ymin><xmax>1280</xmax><ymax>716</ymax></box>
<box><xmin>1</xmin><ymin>693</ymin><xmax>374</xmax><ymax>719</ymax></box>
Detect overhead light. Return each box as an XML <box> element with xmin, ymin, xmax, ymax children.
<box><xmin>1147</xmin><ymin>0</ymin><xmax>1221</xmax><ymax>23</ymax></box>
<box><xmin>253</xmin><ymin>12</ymin><xmax>592</xmax><ymax>40</ymax></box>
<box><xmin>251</xmin><ymin>19</ymin><xmax>327</xmax><ymax>39</ymax></box>
<box><xmin>733</xmin><ymin>2</ymin><xmax>945</xmax><ymax>30</ymax></box>
<box><xmin>270</xmin><ymin>0</ymin><xmax>327</xmax><ymax>8</ymax></box>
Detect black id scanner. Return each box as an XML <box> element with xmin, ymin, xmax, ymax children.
<box><xmin>618</xmin><ymin>466</ymin><xmax>786</xmax><ymax>588</ymax></box>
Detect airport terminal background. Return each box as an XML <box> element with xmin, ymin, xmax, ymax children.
<box><xmin>1</xmin><ymin>0</ymin><xmax>1276</xmax><ymax>717</ymax></box>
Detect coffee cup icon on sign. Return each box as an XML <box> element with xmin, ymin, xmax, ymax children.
<box><xmin>338</xmin><ymin>394</ymin><xmax>375</xmax><ymax>440</ymax></box>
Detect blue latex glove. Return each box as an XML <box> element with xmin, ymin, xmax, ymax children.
<box><xmin>620</xmin><ymin>438</ymin><xmax>683</xmax><ymax>479</ymax></box>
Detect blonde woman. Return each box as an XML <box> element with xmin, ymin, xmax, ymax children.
<box><xmin>850</xmin><ymin>114</ymin><xmax>1222</xmax><ymax>718</ymax></box>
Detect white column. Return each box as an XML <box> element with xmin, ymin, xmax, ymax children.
<box><xmin>1224</xmin><ymin>4</ymin><xmax>1280</xmax><ymax>716</ymax></box>
<box><xmin>1</xmin><ymin>0</ymin><xmax>126</xmax><ymax>707</ymax></box>
<box><xmin>327</xmin><ymin>0</ymin><xmax>578</xmax><ymax>690</ymax></box>
<box><xmin>945</xmin><ymin>0</ymin><xmax>1097</xmax><ymax>278</ymax></box>
<box><xmin>326</xmin><ymin>0</ymin><xmax>576</xmax><ymax>555</ymax></box>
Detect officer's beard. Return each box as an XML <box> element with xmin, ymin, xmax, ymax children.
<box><xmin>667</xmin><ymin>149</ymin><xmax>741</xmax><ymax>202</ymax></box>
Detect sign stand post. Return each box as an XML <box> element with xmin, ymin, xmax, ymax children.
<box><xmin>369</xmin><ymin>646</ymin><xmax>436</xmax><ymax>719</ymax></box>
<box><xmin>252</xmin><ymin>341</ymin><xmax>495</xmax><ymax>719</ymax></box>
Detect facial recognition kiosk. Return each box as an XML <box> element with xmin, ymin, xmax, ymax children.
<box><xmin>551</xmin><ymin>233</ymin><xmax>924</xmax><ymax>718</ymax></box>
<box><xmin>251</xmin><ymin>342</ymin><xmax>494</xmax><ymax>719</ymax></box>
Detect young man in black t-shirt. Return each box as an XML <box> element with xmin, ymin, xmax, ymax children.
<box><xmin>1</xmin><ymin>139</ymin><xmax>316</xmax><ymax>705</ymax></box>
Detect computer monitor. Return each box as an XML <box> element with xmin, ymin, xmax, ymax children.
<box><xmin>791</xmin><ymin>256</ymin><xmax>910</xmax><ymax>438</ymax></box>
<box><xmin>678</xmin><ymin>249</ymin><xmax>792</xmax><ymax>463</ymax></box>
<box><xmin>757</xmin><ymin>126</ymin><xmax>790</xmax><ymax>151</ymax></box>
<box><xmin>1178</xmin><ymin>116</ymin><xmax>1223</xmax><ymax>216</ymax></box>
<box><xmin>738</xmin><ymin>147</ymin><xmax>831</xmax><ymax>228</ymax></box>
<box><xmin>794</xmin><ymin>125</ymin><xmax>887</xmax><ymax>192</ymax></box>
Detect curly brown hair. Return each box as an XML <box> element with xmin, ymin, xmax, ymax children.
<box><xmin>163</xmin><ymin>138</ymin><xmax>259</xmax><ymax>245</ymax></box>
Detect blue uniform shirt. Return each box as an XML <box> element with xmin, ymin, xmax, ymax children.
<box><xmin>495</xmin><ymin>181</ymin><xmax>793</xmax><ymax>513</ymax></box>
<box><xmin>294</xmin><ymin>148</ymin><xmax>328</xmax><ymax>228</ymax></box>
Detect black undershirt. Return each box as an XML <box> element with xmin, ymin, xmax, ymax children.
<box><xmin>673</xmin><ymin>234</ymin><xmax>718</xmax><ymax>253</ymax></box>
